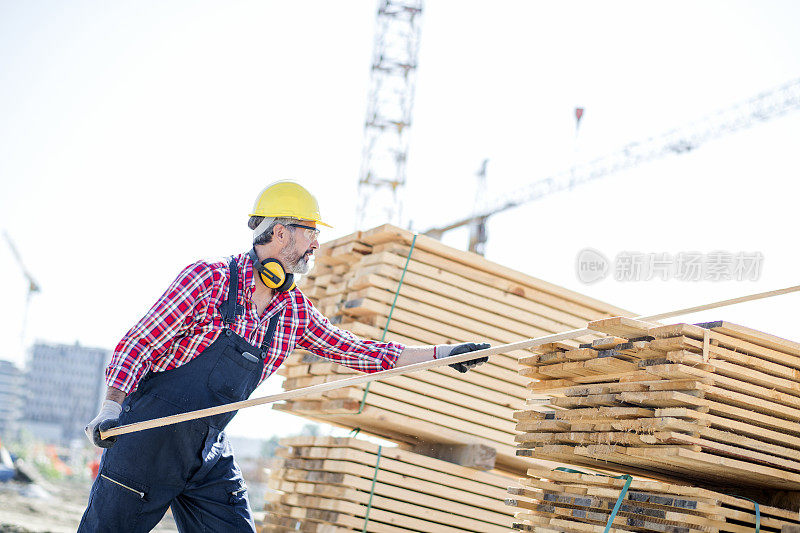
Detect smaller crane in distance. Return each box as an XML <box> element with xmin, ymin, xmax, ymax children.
<box><xmin>426</xmin><ymin>76</ymin><xmax>800</xmax><ymax>253</ymax></box>
<box><xmin>3</xmin><ymin>230</ymin><xmax>41</xmax><ymax>341</ymax></box>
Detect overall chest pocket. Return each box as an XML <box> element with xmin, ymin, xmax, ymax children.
<box><xmin>207</xmin><ymin>344</ymin><xmax>262</xmax><ymax>402</ymax></box>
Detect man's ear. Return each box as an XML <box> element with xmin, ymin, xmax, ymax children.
<box><xmin>272</xmin><ymin>223</ymin><xmax>287</xmax><ymax>243</ymax></box>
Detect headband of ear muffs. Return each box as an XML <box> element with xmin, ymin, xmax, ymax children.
<box><xmin>248</xmin><ymin>248</ymin><xmax>296</xmax><ymax>292</ymax></box>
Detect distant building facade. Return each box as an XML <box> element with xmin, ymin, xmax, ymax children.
<box><xmin>0</xmin><ymin>360</ymin><xmax>24</xmax><ymax>440</ymax></box>
<box><xmin>24</xmin><ymin>342</ymin><xmax>110</xmax><ymax>444</ymax></box>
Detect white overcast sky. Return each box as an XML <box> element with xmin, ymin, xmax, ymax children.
<box><xmin>2</xmin><ymin>1</ymin><xmax>800</xmax><ymax>439</ymax></box>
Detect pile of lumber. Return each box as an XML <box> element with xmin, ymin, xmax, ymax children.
<box><xmin>506</xmin><ymin>464</ymin><xmax>800</xmax><ymax>533</ymax></box>
<box><xmin>514</xmin><ymin>316</ymin><xmax>800</xmax><ymax>490</ymax></box>
<box><xmin>264</xmin><ymin>436</ymin><xmax>517</xmax><ymax>533</ymax></box>
<box><xmin>274</xmin><ymin>224</ymin><xmax>629</xmax><ymax>471</ymax></box>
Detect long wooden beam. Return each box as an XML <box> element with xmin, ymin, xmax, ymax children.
<box><xmin>101</xmin><ymin>283</ymin><xmax>800</xmax><ymax>439</ymax></box>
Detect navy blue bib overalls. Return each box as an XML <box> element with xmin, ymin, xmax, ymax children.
<box><xmin>79</xmin><ymin>259</ymin><xmax>279</xmax><ymax>532</ymax></box>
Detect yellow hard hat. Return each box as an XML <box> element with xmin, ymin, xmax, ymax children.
<box><xmin>249</xmin><ymin>181</ymin><xmax>332</xmax><ymax>228</ymax></box>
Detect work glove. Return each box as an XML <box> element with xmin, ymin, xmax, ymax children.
<box><xmin>435</xmin><ymin>342</ymin><xmax>490</xmax><ymax>373</ymax></box>
<box><xmin>84</xmin><ymin>400</ymin><xmax>122</xmax><ymax>448</ymax></box>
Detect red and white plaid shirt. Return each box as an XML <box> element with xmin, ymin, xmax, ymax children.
<box><xmin>106</xmin><ymin>253</ymin><xmax>404</xmax><ymax>394</ymax></box>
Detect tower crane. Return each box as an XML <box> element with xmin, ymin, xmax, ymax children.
<box><xmin>425</xmin><ymin>76</ymin><xmax>800</xmax><ymax>253</ymax></box>
<box><xmin>356</xmin><ymin>0</ymin><xmax>424</xmax><ymax>230</ymax></box>
<box><xmin>3</xmin><ymin>230</ymin><xmax>41</xmax><ymax>341</ymax></box>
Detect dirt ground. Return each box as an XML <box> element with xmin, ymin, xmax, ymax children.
<box><xmin>0</xmin><ymin>479</ymin><xmax>178</xmax><ymax>533</ymax></box>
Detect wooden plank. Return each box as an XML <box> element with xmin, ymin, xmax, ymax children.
<box><xmin>520</xmin><ymin>348</ymin><xmax>598</xmax><ymax>367</ymax></box>
<box><xmin>281</xmin><ymin>436</ymin><xmax>514</xmax><ymax>488</ymax></box>
<box><xmin>698</xmin><ymin>321</ymin><xmax>800</xmax><ymax>358</ymax></box>
<box><xmin>509</xmin><ymin>468</ymin><xmax>800</xmax><ymax>532</ymax></box>
<box><xmin>275</xmin><ymin>467</ymin><xmax>504</xmax><ymax>512</ymax></box>
<box><xmin>329</xmin><ymin>373</ymin><xmax>525</xmax><ymax>418</ymax></box>
<box><xmin>328</xmin><ymin>295</ymin><xmax>538</xmax><ymax>373</ymax></box>
<box><xmin>649</xmin><ymin>336</ymin><xmax>800</xmax><ymax>387</ymax></box>
<box><xmin>408</xmin><ymin>442</ymin><xmax>496</xmax><ymax>470</ymax></box>
<box><xmin>274</xmin><ymin>453</ymin><xmax>509</xmax><ymax>499</ymax></box>
<box><xmin>656</xmin><ymin>407</ymin><xmax>800</xmax><ymax>450</ymax></box>
<box><xmin>357</xmin><ymin>250</ymin><xmax>600</xmax><ymax>332</ymax></box>
<box><xmin>347</xmin><ymin>275</ymin><xmax>571</xmax><ymax>343</ymax></box>
<box><xmin>587</xmin><ymin>317</ymin><xmax>659</xmax><ymax>339</ymax></box>
<box><xmin>279</xmin><ymin>493</ymin><xmax>494</xmax><ymax>533</ymax></box>
<box><xmin>277</xmin><ymin>479</ymin><xmax>512</xmax><ymax>528</ymax></box>
<box><xmin>329</xmin><ymin>287</ymin><xmax>582</xmax><ymax>352</ymax></box>
<box><xmin>320</xmin><ymin>380</ymin><xmax>518</xmax><ymax>434</ymax></box>
<box><xmin>591</xmin><ymin>337</ymin><xmax>630</xmax><ymax>350</ymax></box>
<box><xmin>619</xmin><ymin>390</ymin><xmax>800</xmax><ymax>436</ymax></box>
<box><xmin>360</xmin><ymin>225</ymin><xmax>632</xmax><ymax>317</ymax></box>
<box><xmin>350</xmin><ymin>262</ymin><xmax>589</xmax><ymax>334</ymax></box>
<box><xmin>649</xmin><ymin>323</ymin><xmax>800</xmax><ymax>371</ymax></box>
<box><xmin>644</xmin><ymin>352</ymin><xmax>800</xmax><ymax>401</ymax></box>
<box><xmin>625</xmin><ymin>446</ymin><xmax>800</xmax><ymax>489</ymax></box>
<box><xmin>339</xmin><ymin>319</ymin><xmax>532</xmax><ymax>391</ymax></box>
<box><xmin>274</xmin><ymin>402</ymin><xmax>539</xmax><ymax>473</ymax></box>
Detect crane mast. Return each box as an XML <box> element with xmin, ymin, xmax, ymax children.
<box><xmin>356</xmin><ymin>0</ymin><xmax>424</xmax><ymax>230</ymax></box>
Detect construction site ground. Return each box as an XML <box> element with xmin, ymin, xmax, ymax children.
<box><xmin>0</xmin><ymin>479</ymin><xmax>178</xmax><ymax>533</ymax></box>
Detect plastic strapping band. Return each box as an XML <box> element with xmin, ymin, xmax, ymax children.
<box><xmin>604</xmin><ymin>474</ymin><xmax>632</xmax><ymax>533</ymax></box>
<box><xmin>356</xmin><ymin>234</ymin><xmax>417</xmax><ymax>414</ymax></box>
<box><xmin>733</xmin><ymin>496</ymin><xmax>760</xmax><ymax>533</ymax></box>
<box><xmin>553</xmin><ymin>468</ymin><xmax>631</xmax><ymax>533</ymax></box>
<box><xmin>361</xmin><ymin>445</ymin><xmax>382</xmax><ymax>533</ymax></box>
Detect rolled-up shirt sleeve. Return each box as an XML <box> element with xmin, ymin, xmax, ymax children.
<box><xmin>297</xmin><ymin>303</ymin><xmax>403</xmax><ymax>373</ymax></box>
<box><xmin>105</xmin><ymin>262</ymin><xmax>213</xmax><ymax>393</ymax></box>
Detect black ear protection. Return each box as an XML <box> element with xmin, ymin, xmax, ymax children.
<box><xmin>248</xmin><ymin>248</ymin><xmax>296</xmax><ymax>292</ymax></box>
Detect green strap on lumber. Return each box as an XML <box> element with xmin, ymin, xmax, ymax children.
<box><xmin>604</xmin><ymin>474</ymin><xmax>632</xmax><ymax>533</ymax></box>
<box><xmin>356</xmin><ymin>233</ymin><xmax>417</xmax><ymax>414</ymax></box>
<box><xmin>554</xmin><ymin>469</ymin><xmax>762</xmax><ymax>533</ymax></box>
<box><xmin>361</xmin><ymin>445</ymin><xmax>382</xmax><ymax>533</ymax></box>
<box><xmin>553</xmin><ymin>467</ymin><xmax>631</xmax><ymax>533</ymax></box>
<box><xmin>734</xmin><ymin>496</ymin><xmax>760</xmax><ymax>533</ymax></box>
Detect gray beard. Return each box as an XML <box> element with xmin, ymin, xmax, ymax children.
<box><xmin>284</xmin><ymin>253</ymin><xmax>311</xmax><ymax>274</ymax></box>
<box><xmin>280</xmin><ymin>232</ymin><xmax>312</xmax><ymax>274</ymax></box>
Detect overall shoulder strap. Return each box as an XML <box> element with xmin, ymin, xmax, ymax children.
<box><xmin>261</xmin><ymin>312</ymin><xmax>281</xmax><ymax>353</ymax></box>
<box><xmin>221</xmin><ymin>257</ymin><xmax>243</xmax><ymax>324</ymax></box>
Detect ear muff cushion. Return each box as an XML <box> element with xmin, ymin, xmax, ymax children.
<box><xmin>276</xmin><ymin>273</ymin><xmax>295</xmax><ymax>292</ymax></box>
<box><xmin>259</xmin><ymin>259</ymin><xmax>286</xmax><ymax>287</ymax></box>
<box><xmin>248</xmin><ymin>249</ymin><xmax>295</xmax><ymax>292</ymax></box>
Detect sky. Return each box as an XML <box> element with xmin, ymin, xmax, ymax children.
<box><xmin>1</xmin><ymin>1</ymin><xmax>800</xmax><ymax>439</ymax></box>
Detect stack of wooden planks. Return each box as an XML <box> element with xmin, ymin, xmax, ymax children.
<box><xmin>274</xmin><ymin>224</ymin><xmax>630</xmax><ymax>472</ymax></box>
<box><xmin>264</xmin><ymin>436</ymin><xmax>517</xmax><ymax>533</ymax></box>
<box><xmin>506</xmin><ymin>464</ymin><xmax>800</xmax><ymax>533</ymax></box>
<box><xmin>515</xmin><ymin>316</ymin><xmax>800</xmax><ymax>490</ymax></box>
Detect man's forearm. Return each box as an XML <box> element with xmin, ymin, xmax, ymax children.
<box><xmin>395</xmin><ymin>346</ymin><xmax>436</xmax><ymax>367</ymax></box>
<box><xmin>395</xmin><ymin>342</ymin><xmax>490</xmax><ymax>373</ymax></box>
<box><xmin>105</xmin><ymin>386</ymin><xmax>127</xmax><ymax>404</ymax></box>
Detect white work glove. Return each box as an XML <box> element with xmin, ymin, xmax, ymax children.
<box><xmin>434</xmin><ymin>342</ymin><xmax>490</xmax><ymax>373</ymax></box>
<box><xmin>84</xmin><ymin>400</ymin><xmax>122</xmax><ymax>448</ymax></box>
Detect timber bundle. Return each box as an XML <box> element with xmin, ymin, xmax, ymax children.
<box><xmin>506</xmin><ymin>465</ymin><xmax>800</xmax><ymax>533</ymax></box>
<box><xmin>264</xmin><ymin>436</ymin><xmax>516</xmax><ymax>533</ymax></box>
<box><xmin>509</xmin><ymin>315</ymin><xmax>800</xmax><ymax>531</ymax></box>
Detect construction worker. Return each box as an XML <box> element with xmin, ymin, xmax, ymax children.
<box><xmin>78</xmin><ymin>181</ymin><xmax>489</xmax><ymax>532</ymax></box>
